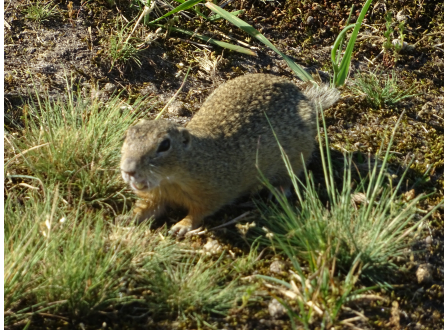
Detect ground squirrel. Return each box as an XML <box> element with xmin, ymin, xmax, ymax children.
<box><xmin>120</xmin><ymin>73</ymin><xmax>339</xmax><ymax>236</ymax></box>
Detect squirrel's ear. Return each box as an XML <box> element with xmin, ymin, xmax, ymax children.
<box><xmin>179</xmin><ymin>128</ymin><xmax>191</xmax><ymax>148</ymax></box>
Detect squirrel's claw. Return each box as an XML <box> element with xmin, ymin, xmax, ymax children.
<box><xmin>169</xmin><ymin>223</ymin><xmax>192</xmax><ymax>237</ymax></box>
<box><xmin>169</xmin><ymin>217</ymin><xmax>198</xmax><ymax>237</ymax></box>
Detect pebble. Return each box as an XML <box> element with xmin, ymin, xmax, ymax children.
<box><xmin>202</xmin><ymin>239</ymin><xmax>222</xmax><ymax>255</ymax></box>
<box><xmin>167</xmin><ymin>100</ymin><xmax>187</xmax><ymax>116</ymax></box>
<box><xmin>103</xmin><ymin>82</ymin><xmax>116</xmax><ymax>94</ymax></box>
<box><xmin>268</xmin><ymin>298</ymin><xmax>286</xmax><ymax>319</ymax></box>
<box><xmin>392</xmin><ymin>39</ymin><xmax>415</xmax><ymax>52</ymax></box>
<box><xmin>140</xmin><ymin>82</ymin><xmax>158</xmax><ymax>96</ymax></box>
<box><xmin>306</xmin><ymin>16</ymin><xmax>315</xmax><ymax>25</ymax></box>
<box><xmin>269</xmin><ymin>260</ymin><xmax>286</xmax><ymax>274</ymax></box>
<box><xmin>416</xmin><ymin>264</ymin><xmax>433</xmax><ymax>284</ymax></box>
<box><xmin>91</xmin><ymin>89</ymin><xmax>108</xmax><ymax>102</ymax></box>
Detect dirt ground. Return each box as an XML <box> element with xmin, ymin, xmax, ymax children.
<box><xmin>4</xmin><ymin>0</ymin><xmax>443</xmax><ymax>329</ymax></box>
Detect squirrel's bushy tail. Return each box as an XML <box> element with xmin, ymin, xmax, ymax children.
<box><xmin>302</xmin><ymin>83</ymin><xmax>340</xmax><ymax>110</ymax></box>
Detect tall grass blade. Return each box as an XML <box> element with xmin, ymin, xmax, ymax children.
<box><xmin>209</xmin><ymin>10</ymin><xmax>245</xmax><ymax>21</ymax></box>
<box><xmin>147</xmin><ymin>0</ymin><xmax>203</xmax><ymax>24</ymax></box>
<box><xmin>205</xmin><ymin>2</ymin><xmax>313</xmax><ymax>81</ymax></box>
<box><xmin>155</xmin><ymin>24</ymin><xmax>256</xmax><ymax>55</ymax></box>
<box><xmin>332</xmin><ymin>0</ymin><xmax>372</xmax><ymax>87</ymax></box>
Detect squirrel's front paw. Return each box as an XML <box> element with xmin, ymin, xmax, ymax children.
<box><xmin>169</xmin><ymin>218</ymin><xmax>195</xmax><ymax>237</ymax></box>
<box><xmin>132</xmin><ymin>200</ymin><xmax>165</xmax><ymax>222</ymax></box>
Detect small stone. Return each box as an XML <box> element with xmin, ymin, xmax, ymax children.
<box><xmin>270</xmin><ymin>66</ymin><xmax>281</xmax><ymax>73</ymax></box>
<box><xmin>351</xmin><ymin>192</ymin><xmax>368</xmax><ymax>205</ymax></box>
<box><xmin>373</xmin><ymin>2</ymin><xmax>387</xmax><ymax>15</ymax></box>
<box><xmin>141</xmin><ymin>82</ymin><xmax>158</xmax><ymax>95</ymax></box>
<box><xmin>269</xmin><ymin>260</ymin><xmax>286</xmax><ymax>274</ymax></box>
<box><xmin>103</xmin><ymin>82</ymin><xmax>116</xmax><ymax>94</ymax></box>
<box><xmin>403</xmin><ymin>189</ymin><xmax>415</xmax><ymax>201</ymax></box>
<box><xmin>167</xmin><ymin>100</ymin><xmax>187</xmax><ymax>116</ymax></box>
<box><xmin>91</xmin><ymin>88</ymin><xmax>108</xmax><ymax>102</ymax></box>
<box><xmin>392</xmin><ymin>39</ymin><xmax>414</xmax><ymax>52</ymax></box>
<box><xmin>416</xmin><ymin>264</ymin><xmax>433</xmax><ymax>284</ymax></box>
<box><xmin>432</xmin><ymin>310</ymin><xmax>441</xmax><ymax>320</ymax></box>
<box><xmin>268</xmin><ymin>298</ymin><xmax>286</xmax><ymax>319</ymax></box>
<box><xmin>426</xmin><ymin>235</ymin><xmax>433</xmax><ymax>246</ymax></box>
<box><xmin>202</xmin><ymin>239</ymin><xmax>222</xmax><ymax>255</ymax></box>
<box><xmin>306</xmin><ymin>16</ymin><xmax>315</xmax><ymax>25</ymax></box>
<box><xmin>396</xmin><ymin>10</ymin><xmax>409</xmax><ymax>22</ymax></box>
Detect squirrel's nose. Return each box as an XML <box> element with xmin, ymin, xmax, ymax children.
<box><xmin>121</xmin><ymin>158</ymin><xmax>138</xmax><ymax>175</ymax></box>
<box><xmin>122</xmin><ymin>170</ymin><xmax>136</xmax><ymax>176</ymax></box>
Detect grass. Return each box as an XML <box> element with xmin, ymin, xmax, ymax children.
<box><xmin>349</xmin><ymin>70</ymin><xmax>418</xmax><ymax>109</ymax></box>
<box><xmin>257</xmin><ymin>244</ymin><xmax>367</xmax><ymax>328</ymax></box>
<box><xmin>4</xmin><ymin>187</ymin><xmax>249</xmax><ymax>327</ymax></box>
<box><xmin>4</xmin><ymin>83</ymin><xmax>251</xmax><ymax>328</ymax></box>
<box><xmin>5</xmin><ymin>77</ymin><xmax>148</xmax><ymax>208</ymax></box>
<box><xmin>145</xmin><ymin>253</ymin><xmax>248</xmax><ymax>320</ymax></box>
<box><xmin>5</xmin><ymin>182</ymin><xmax>244</xmax><ymax>326</ymax></box>
<box><xmin>104</xmin><ymin>0</ymin><xmax>371</xmax><ymax>84</ymax></box>
<box><xmin>252</xmin><ymin>108</ymin><xmax>443</xmax><ymax>328</ymax></box>
<box><xmin>4</xmin><ymin>0</ymin><xmax>444</xmax><ymax>328</ymax></box>
<box><xmin>4</xmin><ymin>74</ymin><xmax>442</xmax><ymax>329</ymax></box>
<box><xmin>331</xmin><ymin>0</ymin><xmax>372</xmax><ymax>87</ymax></box>
<box><xmin>106</xmin><ymin>21</ymin><xmax>143</xmax><ymax>70</ymax></box>
<box><xmin>23</xmin><ymin>1</ymin><xmax>58</xmax><ymax>23</ymax></box>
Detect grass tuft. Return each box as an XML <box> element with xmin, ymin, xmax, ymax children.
<box><xmin>4</xmin><ymin>182</ymin><xmax>247</xmax><ymax>326</ymax></box>
<box><xmin>106</xmin><ymin>21</ymin><xmax>143</xmax><ymax>70</ymax></box>
<box><xmin>145</xmin><ymin>253</ymin><xmax>247</xmax><ymax>320</ymax></box>
<box><xmin>5</xmin><ymin>77</ymin><xmax>148</xmax><ymax>207</ymax></box>
<box><xmin>349</xmin><ymin>70</ymin><xmax>418</xmax><ymax>109</ymax></box>
<box><xmin>23</xmin><ymin>1</ymin><xmax>58</xmax><ymax>23</ymax></box>
<box><xmin>254</xmin><ymin>107</ymin><xmax>443</xmax><ymax>328</ymax></box>
<box><xmin>4</xmin><ymin>184</ymin><xmax>180</xmax><ymax>325</ymax></box>
<box><xmin>259</xmin><ymin>108</ymin><xmax>440</xmax><ymax>275</ymax></box>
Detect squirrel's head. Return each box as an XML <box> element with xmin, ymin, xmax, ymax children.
<box><xmin>120</xmin><ymin>119</ymin><xmax>191</xmax><ymax>192</ymax></box>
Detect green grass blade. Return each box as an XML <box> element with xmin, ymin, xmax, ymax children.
<box><xmin>155</xmin><ymin>24</ymin><xmax>256</xmax><ymax>55</ymax></box>
<box><xmin>255</xmin><ymin>275</ymin><xmax>292</xmax><ymax>289</ymax></box>
<box><xmin>334</xmin><ymin>0</ymin><xmax>372</xmax><ymax>87</ymax></box>
<box><xmin>331</xmin><ymin>24</ymin><xmax>356</xmax><ymax>66</ymax></box>
<box><xmin>147</xmin><ymin>0</ymin><xmax>203</xmax><ymax>24</ymax></box>
<box><xmin>205</xmin><ymin>2</ymin><xmax>313</xmax><ymax>81</ymax></box>
<box><xmin>209</xmin><ymin>10</ymin><xmax>245</xmax><ymax>21</ymax></box>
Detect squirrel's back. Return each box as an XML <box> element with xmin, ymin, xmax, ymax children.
<box><xmin>187</xmin><ymin>74</ymin><xmax>312</xmax><ymax>139</ymax></box>
<box><xmin>186</xmin><ymin>74</ymin><xmax>339</xmax><ymax>153</ymax></box>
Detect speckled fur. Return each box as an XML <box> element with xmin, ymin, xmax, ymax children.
<box><xmin>120</xmin><ymin>74</ymin><xmax>339</xmax><ymax>236</ymax></box>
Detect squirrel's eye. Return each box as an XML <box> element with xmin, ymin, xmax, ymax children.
<box><xmin>157</xmin><ymin>139</ymin><xmax>171</xmax><ymax>153</ymax></box>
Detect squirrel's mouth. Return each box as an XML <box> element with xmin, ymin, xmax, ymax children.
<box><xmin>130</xmin><ymin>181</ymin><xmax>149</xmax><ymax>191</ymax></box>
<box><xmin>121</xmin><ymin>170</ymin><xmax>158</xmax><ymax>192</ymax></box>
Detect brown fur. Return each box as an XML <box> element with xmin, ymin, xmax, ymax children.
<box><xmin>120</xmin><ymin>74</ymin><xmax>339</xmax><ymax>236</ymax></box>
